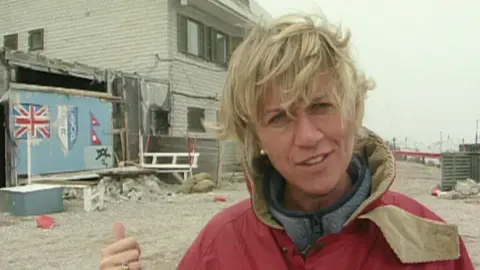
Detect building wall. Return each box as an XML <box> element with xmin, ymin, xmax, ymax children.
<box><xmin>0</xmin><ymin>0</ymin><xmax>171</xmax><ymax>78</ymax></box>
<box><xmin>167</xmin><ymin>2</ymin><xmax>245</xmax><ymax>138</ymax></box>
<box><xmin>9</xmin><ymin>86</ymin><xmax>113</xmax><ymax>175</ymax></box>
<box><xmin>0</xmin><ymin>0</ymin><xmax>248</xmax><ymax>139</ymax></box>
<box><xmin>0</xmin><ymin>0</ymin><xmax>259</xmax><ymax>170</ymax></box>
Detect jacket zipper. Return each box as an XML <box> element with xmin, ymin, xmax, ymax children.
<box><xmin>302</xmin><ymin>215</ymin><xmax>323</xmax><ymax>256</ymax></box>
<box><xmin>311</xmin><ymin>215</ymin><xmax>322</xmax><ymax>238</ymax></box>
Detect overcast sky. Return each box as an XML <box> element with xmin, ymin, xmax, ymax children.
<box><xmin>254</xmin><ymin>0</ymin><xmax>479</xmax><ymax>151</ymax></box>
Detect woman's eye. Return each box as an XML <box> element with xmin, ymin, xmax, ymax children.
<box><xmin>310</xmin><ymin>102</ymin><xmax>333</xmax><ymax>112</ymax></box>
<box><xmin>268</xmin><ymin>112</ymin><xmax>287</xmax><ymax>124</ymax></box>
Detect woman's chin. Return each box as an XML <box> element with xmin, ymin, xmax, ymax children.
<box><xmin>301</xmin><ymin>182</ymin><xmax>338</xmax><ymax>198</ymax></box>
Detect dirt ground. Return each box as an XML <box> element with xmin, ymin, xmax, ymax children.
<box><xmin>0</xmin><ymin>161</ymin><xmax>478</xmax><ymax>269</ymax></box>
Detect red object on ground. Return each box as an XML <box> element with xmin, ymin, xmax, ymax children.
<box><xmin>215</xmin><ymin>195</ymin><xmax>228</xmax><ymax>202</ymax></box>
<box><xmin>431</xmin><ymin>185</ymin><xmax>441</xmax><ymax>197</ymax></box>
<box><xmin>36</xmin><ymin>215</ymin><xmax>56</xmax><ymax>229</ymax></box>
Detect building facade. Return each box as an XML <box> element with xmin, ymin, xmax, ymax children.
<box><xmin>0</xmin><ymin>0</ymin><xmax>270</xmax><ymax>140</ymax></box>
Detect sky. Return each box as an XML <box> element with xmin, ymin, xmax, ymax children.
<box><xmin>254</xmin><ymin>0</ymin><xmax>479</xmax><ymax>151</ymax></box>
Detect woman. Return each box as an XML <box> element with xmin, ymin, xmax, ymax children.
<box><xmin>100</xmin><ymin>13</ymin><xmax>474</xmax><ymax>270</ymax></box>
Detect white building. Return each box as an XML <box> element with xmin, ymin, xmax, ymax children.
<box><xmin>0</xmin><ymin>0</ymin><xmax>270</xmax><ymax>138</ymax></box>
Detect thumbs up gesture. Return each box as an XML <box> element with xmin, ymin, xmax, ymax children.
<box><xmin>100</xmin><ymin>222</ymin><xmax>142</xmax><ymax>270</ymax></box>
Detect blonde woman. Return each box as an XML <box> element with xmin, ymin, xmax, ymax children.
<box><xmin>100</xmin><ymin>13</ymin><xmax>474</xmax><ymax>270</ymax></box>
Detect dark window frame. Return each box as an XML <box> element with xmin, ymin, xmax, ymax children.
<box><xmin>210</xmin><ymin>29</ymin><xmax>230</xmax><ymax>66</ymax></box>
<box><xmin>177</xmin><ymin>14</ymin><xmax>206</xmax><ymax>58</ymax></box>
<box><xmin>177</xmin><ymin>13</ymin><xmax>244</xmax><ymax>67</ymax></box>
<box><xmin>187</xmin><ymin>107</ymin><xmax>206</xmax><ymax>133</ymax></box>
<box><xmin>28</xmin><ymin>28</ymin><xmax>44</xmax><ymax>51</ymax></box>
<box><xmin>3</xmin><ymin>34</ymin><xmax>18</xmax><ymax>50</ymax></box>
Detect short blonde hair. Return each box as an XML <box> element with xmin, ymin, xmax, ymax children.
<box><xmin>217</xmin><ymin>13</ymin><xmax>375</xmax><ymax>169</ymax></box>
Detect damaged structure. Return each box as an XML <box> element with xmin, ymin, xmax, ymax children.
<box><xmin>0</xmin><ymin>49</ymin><xmax>125</xmax><ymax>187</ymax></box>
<box><xmin>1</xmin><ymin>0</ymin><xmax>271</xmax><ymax>178</ymax></box>
<box><xmin>0</xmin><ymin>49</ymin><xmax>197</xmax><ymax>211</ymax></box>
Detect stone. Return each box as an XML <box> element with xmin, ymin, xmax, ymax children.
<box><xmin>191</xmin><ymin>179</ymin><xmax>215</xmax><ymax>193</ymax></box>
<box><xmin>121</xmin><ymin>178</ymin><xmax>136</xmax><ymax>194</ymax></box>
<box><xmin>194</xmin><ymin>172</ymin><xmax>213</xmax><ymax>182</ymax></box>
<box><xmin>127</xmin><ymin>190</ymin><xmax>142</xmax><ymax>200</ymax></box>
<box><xmin>143</xmin><ymin>178</ymin><xmax>162</xmax><ymax>194</ymax></box>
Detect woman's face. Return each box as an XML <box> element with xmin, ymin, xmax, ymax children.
<box><xmin>255</xmin><ymin>75</ymin><xmax>355</xmax><ymax>196</ymax></box>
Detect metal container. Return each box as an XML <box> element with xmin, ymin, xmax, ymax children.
<box><xmin>0</xmin><ymin>184</ymin><xmax>63</xmax><ymax>216</ymax></box>
<box><xmin>459</xmin><ymin>143</ymin><xmax>480</xmax><ymax>152</ymax></box>
<box><xmin>468</xmin><ymin>152</ymin><xmax>480</xmax><ymax>183</ymax></box>
<box><xmin>440</xmin><ymin>152</ymin><xmax>472</xmax><ymax>191</ymax></box>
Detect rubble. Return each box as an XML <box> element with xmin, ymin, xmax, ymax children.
<box><xmin>62</xmin><ymin>172</ymin><xmax>218</xmax><ymax>204</ymax></box>
<box><xmin>62</xmin><ymin>174</ymin><xmax>176</xmax><ymax>202</ymax></box>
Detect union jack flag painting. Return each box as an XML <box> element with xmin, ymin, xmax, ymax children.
<box><xmin>13</xmin><ymin>103</ymin><xmax>51</xmax><ymax>140</ymax></box>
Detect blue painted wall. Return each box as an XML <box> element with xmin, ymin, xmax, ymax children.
<box><xmin>9</xmin><ymin>88</ymin><xmax>114</xmax><ymax>175</ymax></box>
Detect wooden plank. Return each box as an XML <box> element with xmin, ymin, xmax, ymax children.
<box><xmin>9</xmin><ymin>82</ymin><xmax>123</xmax><ymax>102</ymax></box>
<box><xmin>122</xmin><ymin>77</ymin><xmax>131</xmax><ymax>161</ymax></box>
<box><xmin>31</xmin><ymin>179</ymin><xmax>99</xmax><ymax>186</ymax></box>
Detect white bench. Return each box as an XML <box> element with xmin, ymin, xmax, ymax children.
<box><xmin>140</xmin><ymin>152</ymin><xmax>199</xmax><ymax>183</ymax></box>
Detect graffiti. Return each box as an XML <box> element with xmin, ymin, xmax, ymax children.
<box><xmin>11</xmin><ymin>88</ymin><xmax>114</xmax><ymax>175</ymax></box>
<box><xmin>84</xmin><ymin>146</ymin><xmax>114</xmax><ymax>169</ymax></box>
<box><xmin>57</xmin><ymin>105</ymin><xmax>78</xmax><ymax>152</ymax></box>
<box><xmin>90</xmin><ymin>111</ymin><xmax>102</xmax><ymax>145</ymax></box>
<box><xmin>95</xmin><ymin>147</ymin><xmax>111</xmax><ymax>167</ymax></box>
<box><xmin>13</xmin><ymin>103</ymin><xmax>50</xmax><ymax>140</ymax></box>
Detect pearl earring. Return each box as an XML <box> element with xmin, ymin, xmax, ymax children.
<box><xmin>260</xmin><ymin>149</ymin><xmax>265</xmax><ymax>155</ymax></box>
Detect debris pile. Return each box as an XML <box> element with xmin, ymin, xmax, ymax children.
<box><xmin>62</xmin><ymin>172</ymin><xmax>219</xmax><ymax>203</ymax></box>
<box><xmin>437</xmin><ymin>178</ymin><xmax>480</xmax><ymax>200</ymax></box>
<box><xmin>63</xmin><ymin>174</ymin><xmax>174</xmax><ymax>202</ymax></box>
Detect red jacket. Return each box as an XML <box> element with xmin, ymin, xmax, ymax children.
<box><xmin>178</xmin><ymin>134</ymin><xmax>474</xmax><ymax>270</ymax></box>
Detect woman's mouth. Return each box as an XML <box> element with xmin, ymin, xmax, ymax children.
<box><xmin>300</xmin><ymin>153</ymin><xmax>330</xmax><ymax>166</ymax></box>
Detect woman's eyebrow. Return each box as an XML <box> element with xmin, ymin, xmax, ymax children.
<box><xmin>264</xmin><ymin>108</ymin><xmax>283</xmax><ymax>114</ymax></box>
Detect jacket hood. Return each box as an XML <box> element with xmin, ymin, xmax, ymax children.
<box><xmin>243</xmin><ymin>128</ymin><xmax>394</xmax><ymax>228</ymax></box>
<box><xmin>242</xmin><ymin>128</ymin><xmax>462</xmax><ymax>264</ymax></box>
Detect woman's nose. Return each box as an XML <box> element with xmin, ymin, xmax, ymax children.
<box><xmin>293</xmin><ymin>113</ymin><xmax>323</xmax><ymax>147</ymax></box>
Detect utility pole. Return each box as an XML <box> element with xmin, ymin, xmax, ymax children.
<box><xmin>476</xmin><ymin>119</ymin><xmax>479</xmax><ymax>144</ymax></box>
<box><xmin>440</xmin><ymin>132</ymin><xmax>443</xmax><ymax>153</ymax></box>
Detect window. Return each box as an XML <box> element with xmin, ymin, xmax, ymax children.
<box><xmin>230</xmin><ymin>37</ymin><xmax>243</xmax><ymax>56</ymax></box>
<box><xmin>178</xmin><ymin>15</ymin><xmax>205</xmax><ymax>58</ymax></box>
<box><xmin>187</xmin><ymin>107</ymin><xmax>205</xmax><ymax>132</ymax></box>
<box><xmin>3</xmin><ymin>34</ymin><xmax>18</xmax><ymax>50</ymax></box>
<box><xmin>211</xmin><ymin>30</ymin><xmax>229</xmax><ymax>65</ymax></box>
<box><xmin>28</xmin><ymin>29</ymin><xmax>44</xmax><ymax>51</ymax></box>
<box><xmin>149</xmin><ymin>109</ymin><xmax>170</xmax><ymax>135</ymax></box>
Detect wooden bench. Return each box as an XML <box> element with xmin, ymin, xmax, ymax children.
<box><xmin>140</xmin><ymin>152</ymin><xmax>200</xmax><ymax>183</ymax></box>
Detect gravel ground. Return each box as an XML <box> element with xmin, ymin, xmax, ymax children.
<box><xmin>1</xmin><ymin>161</ymin><xmax>479</xmax><ymax>269</ymax></box>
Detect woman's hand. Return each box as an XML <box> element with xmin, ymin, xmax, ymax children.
<box><xmin>100</xmin><ymin>222</ymin><xmax>142</xmax><ymax>270</ymax></box>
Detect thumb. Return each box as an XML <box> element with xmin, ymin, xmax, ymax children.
<box><xmin>113</xmin><ymin>221</ymin><xmax>126</xmax><ymax>241</ymax></box>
